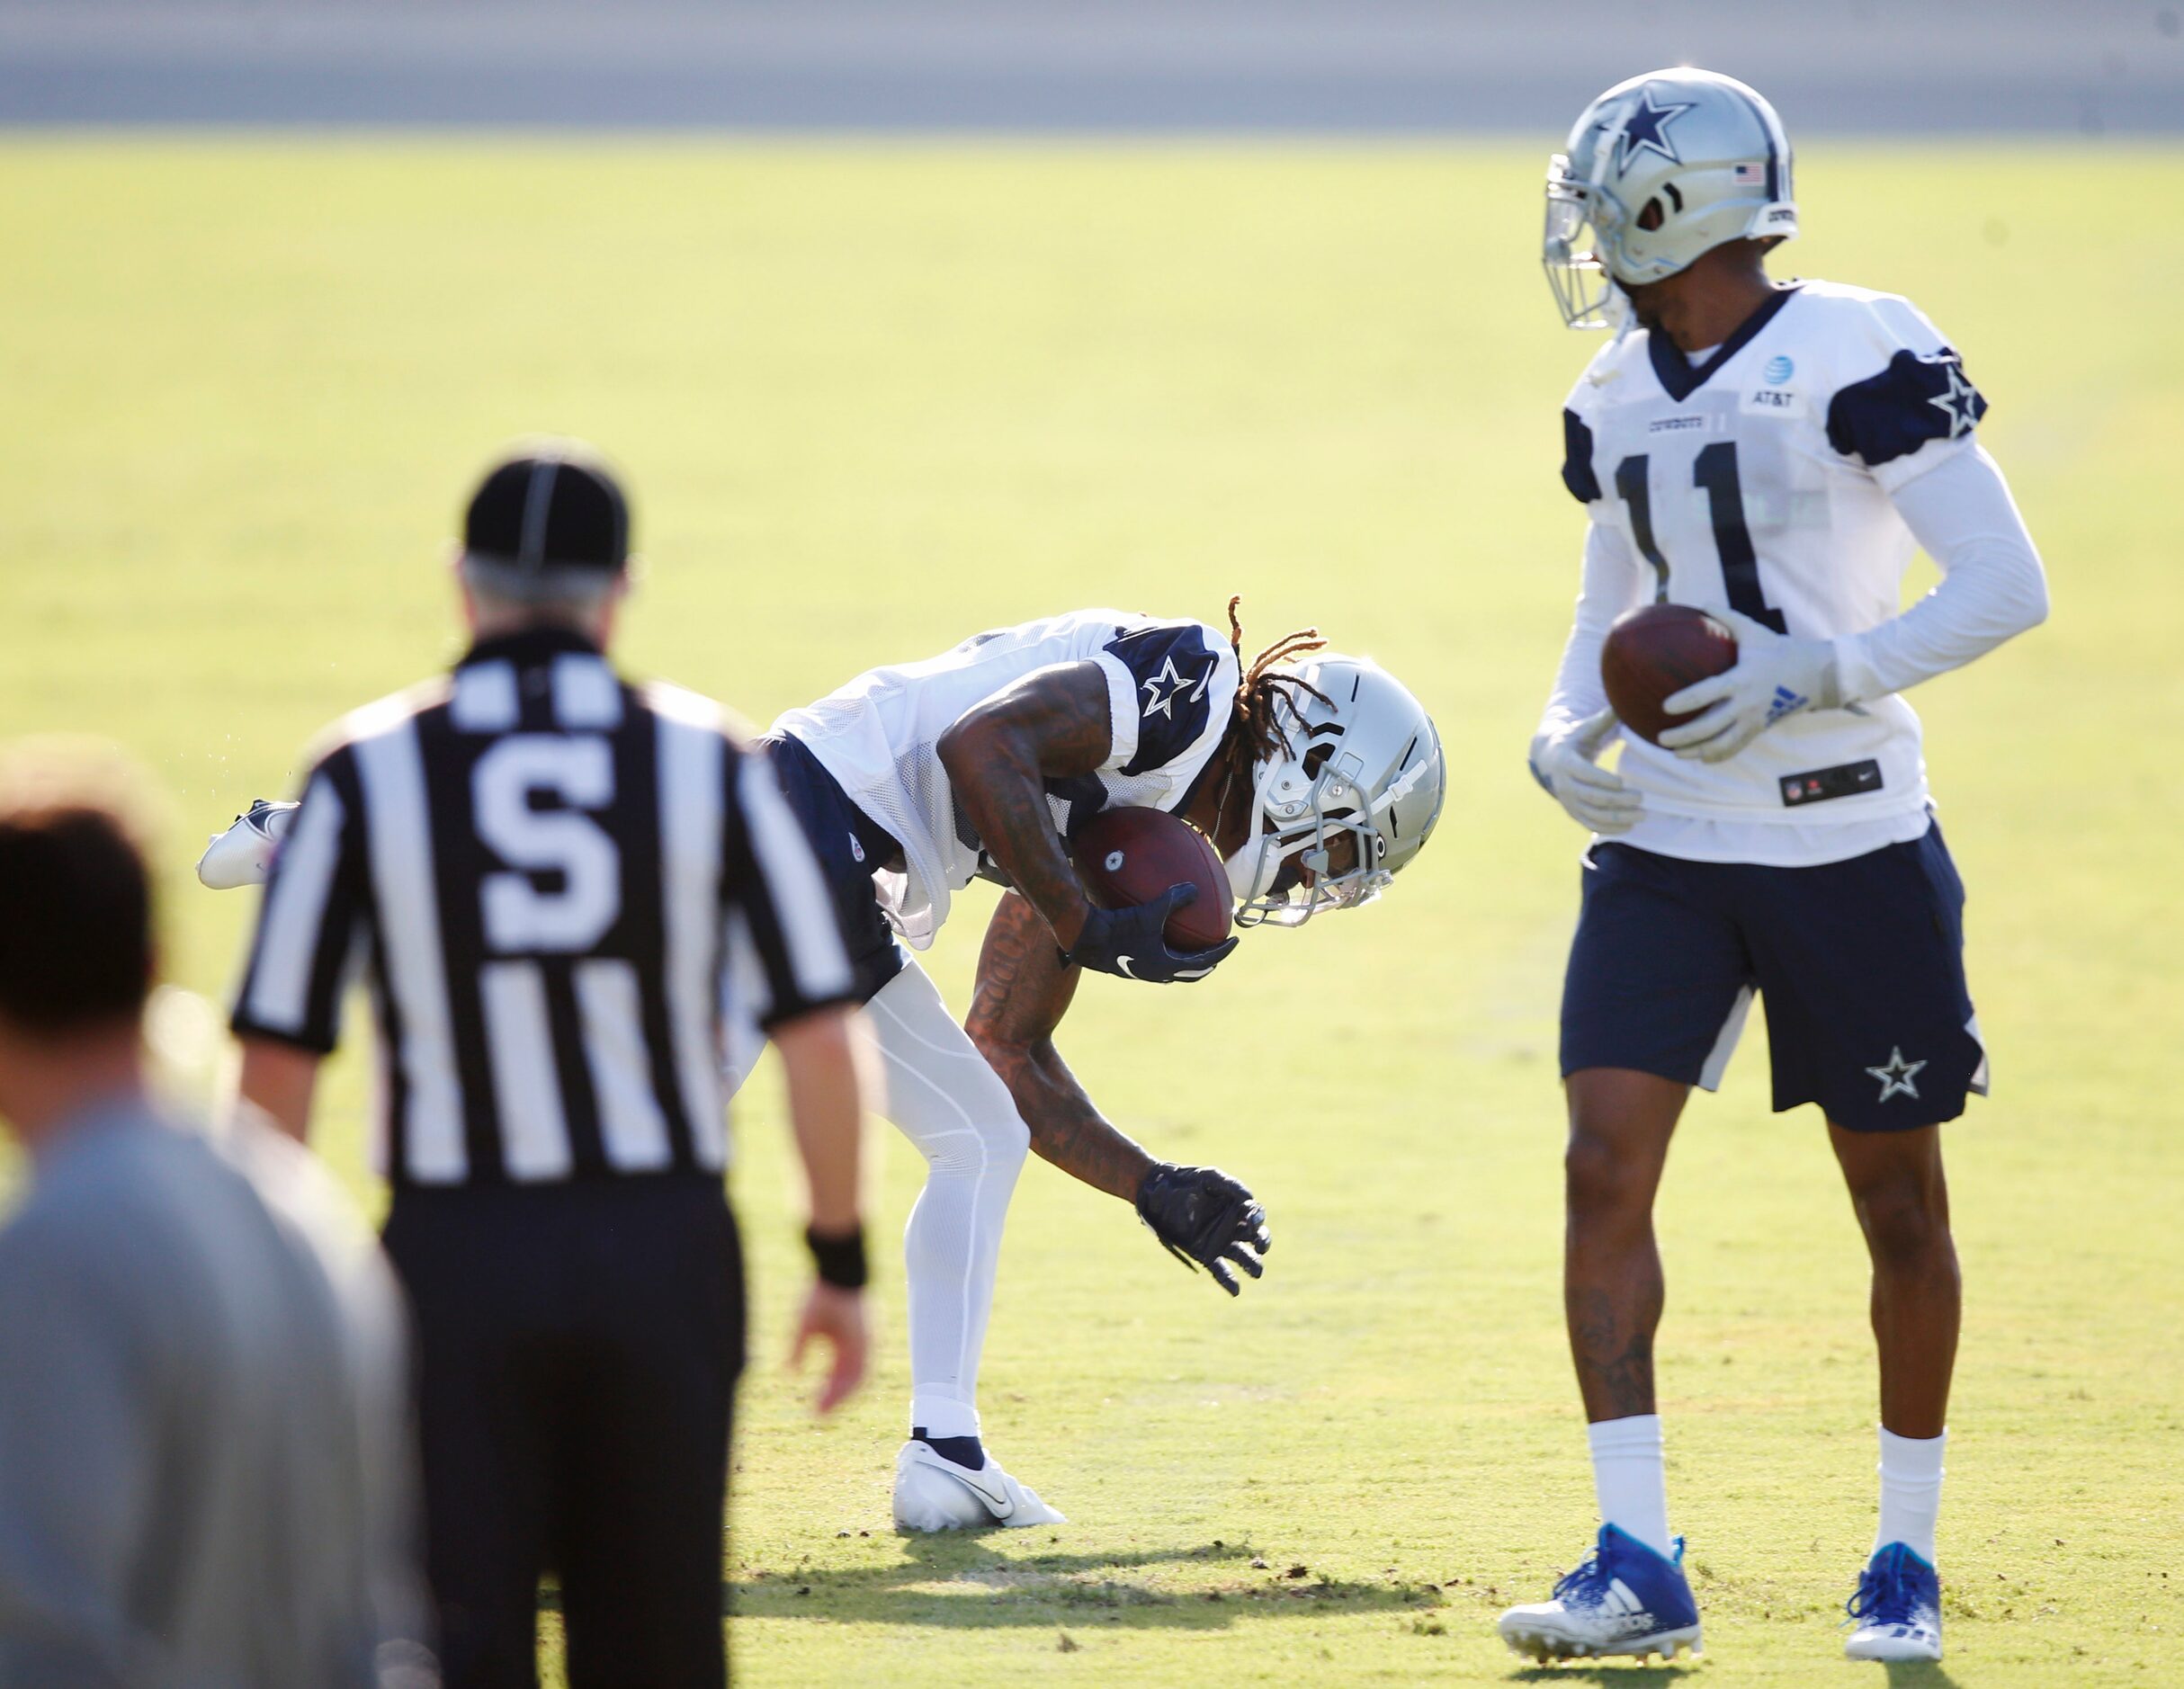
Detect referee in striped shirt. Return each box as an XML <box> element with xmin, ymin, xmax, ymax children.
<box><xmin>229</xmin><ymin>443</ymin><xmax>868</xmax><ymax>1689</ymax></box>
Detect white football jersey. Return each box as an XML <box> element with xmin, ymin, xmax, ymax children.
<box><xmin>772</xmin><ymin>609</ymin><xmax>1240</xmax><ymax>948</ymax></box>
<box><xmin>1561</xmin><ymin>280</ymin><xmax>1989</xmax><ymax>861</ymax></box>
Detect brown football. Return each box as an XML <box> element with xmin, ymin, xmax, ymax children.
<box><xmin>1601</xmin><ymin>603</ymin><xmax>1739</xmax><ymax>746</ymax></box>
<box><xmin>1070</xmin><ymin>808</ymin><xmax>1232</xmax><ymax>953</ymax></box>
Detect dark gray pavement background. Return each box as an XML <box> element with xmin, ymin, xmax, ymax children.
<box><xmin>2</xmin><ymin>0</ymin><xmax>2180</xmax><ymax>132</ymax></box>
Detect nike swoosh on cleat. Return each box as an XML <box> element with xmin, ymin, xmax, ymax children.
<box><xmin>918</xmin><ymin>1452</ymin><xmax>1015</xmax><ymax>1518</ymax></box>
<box><xmin>1115</xmin><ymin>956</ymin><xmax>1138</xmax><ymax>979</ymax></box>
<box><xmin>953</xmin><ymin>1471</ymin><xmax>1015</xmax><ymax>1518</ymax></box>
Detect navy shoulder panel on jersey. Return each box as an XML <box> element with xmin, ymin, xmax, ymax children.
<box><xmin>1562</xmin><ymin>408</ymin><xmax>1601</xmax><ymax>503</ymax></box>
<box><xmin>1826</xmin><ymin>346</ymin><xmax>1987</xmax><ymax>468</ymax></box>
<box><xmin>1105</xmin><ymin>621</ymin><xmax>1227</xmax><ymax>777</ymax></box>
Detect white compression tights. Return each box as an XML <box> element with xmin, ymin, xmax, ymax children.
<box><xmin>727</xmin><ymin>958</ymin><xmax>1030</xmax><ymax>1442</ymax></box>
<box><xmin>856</xmin><ymin>962</ymin><xmax>1031</xmax><ymax>1439</ymax></box>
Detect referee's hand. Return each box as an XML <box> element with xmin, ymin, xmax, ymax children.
<box><xmin>790</xmin><ymin>1282</ymin><xmax>868</xmax><ymax>1416</ymax></box>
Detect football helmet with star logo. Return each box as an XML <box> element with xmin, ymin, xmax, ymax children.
<box><xmin>1544</xmin><ymin>67</ymin><xmax>1799</xmax><ymax>330</ymax></box>
<box><xmin>1224</xmin><ymin>657</ymin><xmax>1446</xmax><ymax>928</ymax></box>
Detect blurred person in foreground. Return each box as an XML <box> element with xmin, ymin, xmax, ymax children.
<box><xmin>0</xmin><ymin>742</ymin><xmax>433</xmax><ymax>1689</ymax></box>
<box><xmin>224</xmin><ymin>442</ymin><xmax>867</xmax><ymax>1688</ymax></box>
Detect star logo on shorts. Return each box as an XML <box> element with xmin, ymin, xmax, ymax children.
<box><xmin>1141</xmin><ymin>656</ymin><xmax>1210</xmax><ymax>720</ymax></box>
<box><xmin>1865</xmin><ymin>1047</ymin><xmax>1928</xmax><ymax>1103</ymax></box>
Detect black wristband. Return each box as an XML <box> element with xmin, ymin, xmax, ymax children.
<box><xmin>804</xmin><ymin>1223</ymin><xmax>869</xmax><ymax>1291</ymax></box>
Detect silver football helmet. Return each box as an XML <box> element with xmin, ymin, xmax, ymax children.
<box><xmin>1223</xmin><ymin>656</ymin><xmax>1445</xmax><ymax>928</ymax></box>
<box><xmin>1544</xmin><ymin>67</ymin><xmax>1798</xmax><ymax>330</ymax></box>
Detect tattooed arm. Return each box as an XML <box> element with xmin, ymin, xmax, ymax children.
<box><xmin>965</xmin><ymin>889</ymin><xmax>1153</xmax><ymax>1200</ymax></box>
<box><xmin>935</xmin><ymin>660</ymin><xmax>1113</xmax><ymax>953</ymax></box>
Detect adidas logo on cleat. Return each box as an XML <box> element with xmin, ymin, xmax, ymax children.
<box><xmin>1496</xmin><ymin>1525</ymin><xmax>1704</xmax><ymax>1664</ymax></box>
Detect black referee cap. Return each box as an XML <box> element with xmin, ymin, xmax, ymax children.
<box><xmin>463</xmin><ymin>442</ymin><xmax>631</xmax><ymax>577</ymax></box>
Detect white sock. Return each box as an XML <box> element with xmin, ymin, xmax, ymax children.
<box><xmin>1875</xmin><ymin>1426</ymin><xmax>1946</xmax><ymax>1564</ymax></box>
<box><xmin>1588</xmin><ymin>1414</ymin><xmax>1673</xmax><ymax>1559</ymax></box>
<box><xmin>910</xmin><ymin>1396</ymin><xmax>980</xmax><ymax>1442</ymax></box>
<box><xmin>859</xmin><ymin>963</ymin><xmax>1029</xmax><ymax>1453</ymax></box>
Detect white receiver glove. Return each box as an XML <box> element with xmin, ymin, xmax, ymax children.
<box><xmin>1658</xmin><ymin>609</ymin><xmax>1843</xmax><ymax>764</ymax></box>
<box><xmin>1528</xmin><ymin>708</ymin><xmax>1642</xmax><ymax>836</ymax></box>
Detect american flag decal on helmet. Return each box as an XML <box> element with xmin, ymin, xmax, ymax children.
<box><xmin>1732</xmin><ymin>163</ymin><xmax>1767</xmax><ymax>185</ymax></box>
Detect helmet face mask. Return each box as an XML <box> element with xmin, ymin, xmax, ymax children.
<box><xmin>1225</xmin><ymin>767</ymin><xmax>1390</xmax><ymax>929</ymax></box>
<box><xmin>1543</xmin><ymin>156</ymin><xmax>1627</xmax><ymax>332</ymax></box>
<box><xmin>1222</xmin><ymin>656</ymin><xmax>1445</xmax><ymax>930</ymax></box>
<box><xmin>1543</xmin><ymin>67</ymin><xmax>1798</xmax><ymax>331</ymax></box>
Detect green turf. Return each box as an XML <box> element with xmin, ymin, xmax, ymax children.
<box><xmin>2</xmin><ymin>137</ymin><xmax>2179</xmax><ymax>1685</ymax></box>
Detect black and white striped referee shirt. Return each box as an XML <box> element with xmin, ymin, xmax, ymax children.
<box><xmin>231</xmin><ymin>628</ymin><xmax>854</xmax><ymax>1185</ymax></box>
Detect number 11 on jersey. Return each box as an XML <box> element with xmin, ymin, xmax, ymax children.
<box><xmin>1614</xmin><ymin>442</ymin><xmax>1788</xmax><ymax>634</ymax></box>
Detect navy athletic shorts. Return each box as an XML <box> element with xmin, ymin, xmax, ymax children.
<box><xmin>760</xmin><ymin>732</ymin><xmax>907</xmax><ymax>1006</ymax></box>
<box><xmin>1559</xmin><ymin>821</ymin><xmax>1987</xmax><ymax>1132</ymax></box>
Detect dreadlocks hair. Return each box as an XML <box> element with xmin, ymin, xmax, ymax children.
<box><xmin>1225</xmin><ymin>594</ymin><xmax>1333</xmax><ymax>763</ymax></box>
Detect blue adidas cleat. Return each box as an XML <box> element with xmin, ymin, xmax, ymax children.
<box><xmin>1844</xmin><ymin>1541</ymin><xmax>1943</xmax><ymax>1661</ymax></box>
<box><xmin>1497</xmin><ymin>1524</ymin><xmax>1703</xmax><ymax>1663</ymax></box>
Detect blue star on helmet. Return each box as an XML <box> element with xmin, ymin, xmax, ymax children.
<box><xmin>1140</xmin><ymin>655</ymin><xmax>1210</xmax><ymax>720</ymax></box>
<box><xmin>1926</xmin><ymin>362</ymin><xmax>1983</xmax><ymax>439</ymax></box>
<box><xmin>1615</xmin><ymin>85</ymin><xmax>1697</xmax><ymax>175</ymax></box>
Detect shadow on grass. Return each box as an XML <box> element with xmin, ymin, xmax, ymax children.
<box><xmin>1884</xmin><ymin>1665</ymin><xmax>1960</xmax><ymax>1689</ymax></box>
<box><xmin>1504</xmin><ymin>1649</ymin><xmax>1957</xmax><ymax>1686</ymax></box>
<box><xmin>727</xmin><ymin>1533</ymin><xmax>1447</xmax><ymax>1631</ymax></box>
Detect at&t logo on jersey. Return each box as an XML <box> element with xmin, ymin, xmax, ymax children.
<box><xmin>1742</xmin><ymin>352</ymin><xmax>1803</xmax><ymax>416</ymax></box>
<box><xmin>1746</xmin><ymin>355</ymin><xmax>1799</xmax><ymax>411</ymax></box>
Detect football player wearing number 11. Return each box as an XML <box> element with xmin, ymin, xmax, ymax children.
<box><xmin>1506</xmin><ymin>70</ymin><xmax>2048</xmax><ymax>1667</ymax></box>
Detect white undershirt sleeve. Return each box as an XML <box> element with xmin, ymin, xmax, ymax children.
<box><xmin>1831</xmin><ymin>444</ymin><xmax>2050</xmax><ymax>705</ymax></box>
<box><xmin>1537</xmin><ymin>517</ymin><xmax>1651</xmax><ymax>741</ymax></box>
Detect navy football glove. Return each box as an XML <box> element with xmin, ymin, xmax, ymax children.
<box><xmin>1135</xmin><ymin>1163</ymin><xmax>1270</xmax><ymax>1296</ymax></box>
<box><xmin>1061</xmin><ymin>883</ymin><xmax>1238</xmax><ymax>985</ymax></box>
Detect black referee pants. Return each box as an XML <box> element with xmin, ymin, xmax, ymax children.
<box><xmin>383</xmin><ymin>1178</ymin><xmax>746</xmax><ymax>1689</ymax></box>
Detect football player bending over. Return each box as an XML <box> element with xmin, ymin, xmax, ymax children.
<box><xmin>1504</xmin><ymin>69</ymin><xmax>2047</xmax><ymax>1667</ymax></box>
<box><xmin>205</xmin><ymin>600</ymin><xmax>1446</xmax><ymax>1533</ymax></box>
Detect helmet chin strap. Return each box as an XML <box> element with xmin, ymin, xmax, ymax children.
<box><xmin>1221</xmin><ymin>741</ymin><xmax>1303</xmax><ymax>905</ymax></box>
<box><xmin>1211</xmin><ymin>733</ymin><xmax>1273</xmax><ymax>895</ymax></box>
<box><xmin>1606</xmin><ymin>281</ymin><xmax>1638</xmax><ymax>345</ymax></box>
<box><xmin>1222</xmin><ymin>840</ymin><xmax>1268</xmax><ymax>904</ymax></box>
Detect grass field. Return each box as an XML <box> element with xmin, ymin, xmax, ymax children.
<box><xmin>2</xmin><ymin>138</ymin><xmax>2180</xmax><ymax>1685</ymax></box>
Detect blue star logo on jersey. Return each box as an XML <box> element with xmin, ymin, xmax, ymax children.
<box><xmin>1140</xmin><ymin>656</ymin><xmax>1210</xmax><ymax>720</ymax></box>
<box><xmin>1866</xmin><ymin>1047</ymin><xmax>1928</xmax><ymax>1103</ymax></box>
<box><xmin>1927</xmin><ymin>362</ymin><xmax>1982</xmax><ymax>439</ymax></box>
<box><xmin>1615</xmin><ymin>85</ymin><xmax>1696</xmax><ymax>174</ymax></box>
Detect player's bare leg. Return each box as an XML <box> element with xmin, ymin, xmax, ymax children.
<box><xmin>1830</xmin><ymin>1121</ymin><xmax>1957</xmax><ymax>1436</ymax></box>
<box><xmin>1563</xmin><ymin>1067</ymin><xmax>1690</xmax><ymax>1422</ymax></box>
<box><xmin>1499</xmin><ymin>1067</ymin><xmax>1702</xmax><ymax>1663</ymax></box>
<box><xmin>1832</xmin><ymin>1120</ymin><xmax>1954</xmax><ymax>1661</ymax></box>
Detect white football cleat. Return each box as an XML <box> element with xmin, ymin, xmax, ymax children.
<box><xmin>198</xmin><ymin>799</ymin><xmax>300</xmax><ymax>889</ymax></box>
<box><xmin>1843</xmin><ymin>1542</ymin><xmax>1943</xmax><ymax>1662</ymax></box>
<box><xmin>891</xmin><ymin>1440</ymin><xmax>1066</xmax><ymax>1533</ymax></box>
<box><xmin>1498</xmin><ymin>1525</ymin><xmax>1703</xmax><ymax>1664</ymax></box>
